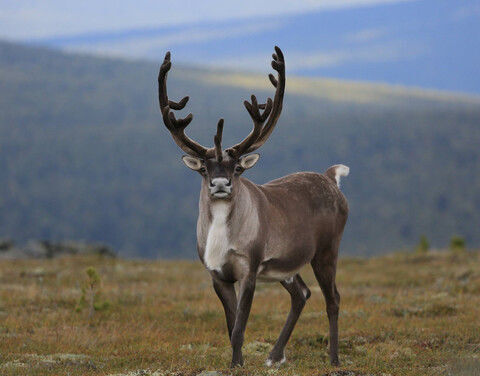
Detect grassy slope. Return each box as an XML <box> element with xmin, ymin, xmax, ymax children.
<box><xmin>0</xmin><ymin>251</ymin><xmax>479</xmax><ymax>375</ymax></box>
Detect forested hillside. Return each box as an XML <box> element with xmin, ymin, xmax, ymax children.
<box><xmin>1</xmin><ymin>40</ymin><xmax>479</xmax><ymax>257</ymax></box>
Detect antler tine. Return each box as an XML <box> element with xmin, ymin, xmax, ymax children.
<box><xmin>268</xmin><ymin>73</ymin><xmax>278</xmax><ymax>88</ymax></box>
<box><xmin>259</xmin><ymin>98</ymin><xmax>273</xmax><ymax>122</ymax></box>
<box><xmin>227</xmin><ymin>94</ymin><xmax>268</xmax><ymax>154</ymax></box>
<box><xmin>227</xmin><ymin>46</ymin><xmax>286</xmax><ymax>156</ymax></box>
<box><xmin>243</xmin><ymin>45</ymin><xmax>286</xmax><ymax>154</ymax></box>
<box><xmin>158</xmin><ymin>51</ymin><xmax>209</xmax><ymax>158</ymax></box>
<box><xmin>214</xmin><ymin>119</ymin><xmax>224</xmax><ymax>162</ymax></box>
<box><xmin>168</xmin><ymin>96</ymin><xmax>189</xmax><ymax>110</ymax></box>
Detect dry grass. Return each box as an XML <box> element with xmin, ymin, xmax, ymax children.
<box><xmin>0</xmin><ymin>250</ymin><xmax>479</xmax><ymax>376</ymax></box>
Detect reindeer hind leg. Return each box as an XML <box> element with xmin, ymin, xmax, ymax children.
<box><xmin>266</xmin><ymin>274</ymin><xmax>311</xmax><ymax>366</ymax></box>
<box><xmin>311</xmin><ymin>243</ymin><xmax>340</xmax><ymax>366</ymax></box>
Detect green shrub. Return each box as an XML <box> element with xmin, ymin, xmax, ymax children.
<box><xmin>75</xmin><ymin>266</ymin><xmax>110</xmax><ymax>317</ymax></box>
<box><xmin>450</xmin><ymin>235</ymin><xmax>466</xmax><ymax>253</ymax></box>
<box><xmin>416</xmin><ymin>235</ymin><xmax>430</xmax><ymax>254</ymax></box>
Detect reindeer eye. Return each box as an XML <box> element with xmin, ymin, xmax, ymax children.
<box><xmin>199</xmin><ymin>167</ymin><xmax>206</xmax><ymax>173</ymax></box>
<box><xmin>235</xmin><ymin>166</ymin><xmax>243</xmax><ymax>173</ymax></box>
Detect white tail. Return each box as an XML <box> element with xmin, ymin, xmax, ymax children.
<box><xmin>326</xmin><ymin>164</ymin><xmax>350</xmax><ymax>188</ymax></box>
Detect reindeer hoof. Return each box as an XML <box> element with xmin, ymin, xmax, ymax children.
<box><xmin>330</xmin><ymin>358</ymin><xmax>340</xmax><ymax>366</ymax></box>
<box><xmin>230</xmin><ymin>358</ymin><xmax>244</xmax><ymax>368</ymax></box>
<box><xmin>265</xmin><ymin>355</ymin><xmax>286</xmax><ymax>367</ymax></box>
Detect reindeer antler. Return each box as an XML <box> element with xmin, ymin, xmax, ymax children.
<box><xmin>159</xmin><ymin>47</ymin><xmax>285</xmax><ymax>160</ymax></box>
<box><xmin>227</xmin><ymin>46</ymin><xmax>286</xmax><ymax>156</ymax></box>
<box><xmin>214</xmin><ymin>119</ymin><xmax>224</xmax><ymax>162</ymax></box>
<box><xmin>158</xmin><ymin>52</ymin><xmax>214</xmax><ymax>158</ymax></box>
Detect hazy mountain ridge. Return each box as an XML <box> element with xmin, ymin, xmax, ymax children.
<box><xmin>1</xmin><ymin>40</ymin><xmax>479</xmax><ymax>257</ymax></box>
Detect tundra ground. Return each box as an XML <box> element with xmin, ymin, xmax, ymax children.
<box><xmin>0</xmin><ymin>250</ymin><xmax>479</xmax><ymax>375</ymax></box>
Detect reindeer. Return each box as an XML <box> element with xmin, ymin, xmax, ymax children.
<box><xmin>157</xmin><ymin>46</ymin><xmax>349</xmax><ymax>368</ymax></box>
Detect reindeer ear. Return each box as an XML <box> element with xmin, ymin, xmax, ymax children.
<box><xmin>182</xmin><ymin>155</ymin><xmax>203</xmax><ymax>171</ymax></box>
<box><xmin>239</xmin><ymin>154</ymin><xmax>260</xmax><ymax>169</ymax></box>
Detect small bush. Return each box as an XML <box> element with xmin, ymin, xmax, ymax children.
<box><xmin>416</xmin><ymin>235</ymin><xmax>430</xmax><ymax>254</ymax></box>
<box><xmin>75</xmin><ymin>266</ymin><xmax>110</xmax><ymax>317</ymax></box>
<box><xmin>450</xmin><ymin>235</ymin><xmax>466</xmax><ymax>253</ymax></box>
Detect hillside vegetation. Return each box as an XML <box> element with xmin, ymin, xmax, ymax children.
<box><xmin>0</xmin><ymin>250</ymin><xmax>479</xmax><ymax>375</ymax></box>
<box><xmin>1</xmin><ymin>40</ymin><xmax>480</xmax><ymax>257</ymax></box>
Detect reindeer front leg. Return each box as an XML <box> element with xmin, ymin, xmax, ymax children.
<box><xmin>230</xmin><ymin>272</ymin><xmax>256</xmax><ymax>367</ymax></box>
<box><xmin>212</xmin><ymin>278</ymin><xmax>237</xmax><ymax>339</ymax></box>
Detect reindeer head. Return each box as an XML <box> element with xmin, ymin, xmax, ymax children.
<box><xmin>158</xmin><ymin>47</ymin><xmax>286</xmax><ymax>199</ymax></box>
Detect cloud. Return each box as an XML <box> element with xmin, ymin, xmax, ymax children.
<box><xmin>206</xmin><ymin>43</ymin><xmax>424</xmax><ymax>71</ymax></box>
<box><xmin>0</xmin><ymin>0</ymin><xmax>417</xmax><ymax>40</ymax></box>
<box><xmin>62</xmin><ymin>21</ymin><xmax>282</xmax><ymax>58</ymax></box>
<box><xmin>345</xmin><ymin>28</ymin><xmax>386</xmax><ymax>43</ymax></box>
<box><xmin>291</xmin><ymin>45</ymin><xmax>411</xmax><ymax>69</ymax></box>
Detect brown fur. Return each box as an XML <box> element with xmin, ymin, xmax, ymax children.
<box><xmin>195</xmin><ymin>170</ymin><xmax>348</xmax><ymax>367</ymax></box>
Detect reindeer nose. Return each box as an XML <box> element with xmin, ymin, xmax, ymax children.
<box><xmin>210</xmin><ymin>178</ymin><xmax>230</xmax><ymax>188</ymax></box>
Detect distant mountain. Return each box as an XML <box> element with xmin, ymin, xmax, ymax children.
<box><xmin>31</xmin><ymin>0</ymin><xmax>480</xmax><ymax>94</ymax></box>
<box><xmin>1</xmin><ymin>40</ymin><xmax>479</xmax><ymax>258</ymax></box>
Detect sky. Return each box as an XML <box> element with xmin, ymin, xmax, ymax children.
<box><xmin>1</xmin><ymin>0</ymin><xmax>479</xmax><ymax>93</ymax></box>
<box><xmin>0</xmin><ymin>0</ymin><xmax>415</xmax><ymax>38</ymax></box>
